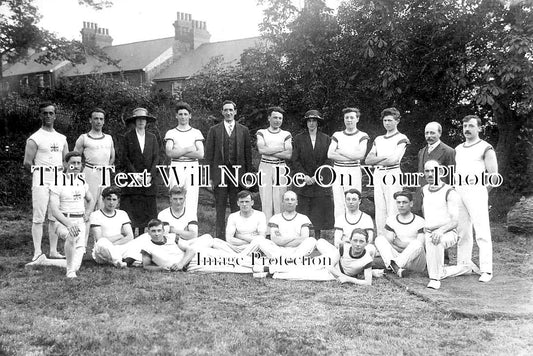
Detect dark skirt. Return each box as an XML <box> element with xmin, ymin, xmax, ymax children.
<box><xmin>120</xmin><ymin>194</ymin><xmax>157</xmax><ymax>230</ymax></box>
<box><xmin>296</xmin><ymin>194</ymin><xmax>334</xmax><ymax>230</ymax></box>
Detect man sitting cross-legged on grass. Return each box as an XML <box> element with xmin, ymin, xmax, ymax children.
<box><xmin>423</xmin><ymin>160</ymin><xmax>472</xmax><ymax>290</ymax></box>
<box><xmin>209</xmin><ymin>190</ymin><xmax>267</xmax><ymax>257</ymax></box>
<box><xmin>374</xmin><ymin>190</ymin><xmax>426</xmax><ymax>278</ymax></box>
<box><xmin>254</xmin><ymin>228</ymin><xmax>374</xmax><ymax>285</ymax></box>
<box><xmin>91</xmin><ymin>186</ymin><xmax>150</xmax><ymax>268</ymax></box>
<box><xmin>169</xmin><ymin>190</ymin><xmax>266</xmax><ymax>274</ymax></box>
<box><xmin>257</xmin><ymin>190</ymin><xmax>316</xmax><ymax>261</ymax></box>
<box><xmin>157</xmin><ymin>186</ymin><xmax>212</xmax><ymax>251</ymax></box>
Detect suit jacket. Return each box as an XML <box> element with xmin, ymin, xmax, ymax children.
<box><xmin>291</xmin><ymin>130</ymin><xmax>332</xmax><ymax>197</ymax></box>
<box><xmin>417</xmin><ymin>141</ymin><xmax>455</xmax><ymax>185</ymax></box>
<box><xmin>121</xmin><ymin>129</ymin><xmax>159</xmax><ymax>195</ymax></box>
<box><xmin>205</xmin><ymin>121</ymin><xmax>252</xmax><ymax>186</ymax></box>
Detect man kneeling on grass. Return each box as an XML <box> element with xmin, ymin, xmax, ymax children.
<box><xmin>253</xmin><ymin>228</ymin><xmax>375</xmax><ymax>285</ymax></box>
<box><xmin>26</xmin><ymin>151</ymin><xmax>94</xmax><ymax>278</ymax></box>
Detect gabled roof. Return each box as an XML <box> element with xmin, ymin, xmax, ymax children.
<box><xmin>153</xmin><ymin>36</ymin><xmax>262</xmax><ymax>81</ymax></box>
<box><xmin>1</xmin><ymin>37</ymin><xmax>175</xmax><ymax>78</ymax></box>
<box><xmin>64</xmin><ymin>37</ymin><xmax>175</xmax><ymax>76</ymax></box>
<box><xmin>2</xmin><ymin>52</ymin><xmax>70</xmax><ymax>77</ymax></box>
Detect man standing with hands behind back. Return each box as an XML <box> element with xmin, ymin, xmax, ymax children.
<box><xmin>205</xmin><ymin>100</ymin><xmax>253</xmax><ymax>241</ymax></box>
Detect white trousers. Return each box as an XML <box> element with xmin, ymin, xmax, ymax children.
<box><xmin>267</xmin><ymin>238</ymin><xmax>337</xmax><ymax>280</ymax></box>
<box><xmin>258</xmin><ymin>237</ymin><xmax>317</xmax><ymax>259</ymax></box>
<box><xmin>373</xmin><ymin>168</ymin><xmax>401</xmax><ymax>235</ymax></box>
<box><xmin>92</xmin><ymin>238</ymin><xmax>129</xmax><ymax>265</ymax></box>
<box><xmin>374</xmin><ymin>235</ymin><xmax>426</xmax><ymax>272</ymax></box>
<box><xmin>425</xmin><ymin>231</ymin><xmax>470</xmax><ymax>280</ymax></box>
<box><xmin>54</xmin><ymin>217</ymin><xmax>86</xmax><ymax>276</ymax></box>
<box><xmin>83</xmin><ymin>166</ymin><xmax>110</xmax><ymax>211</ymax></box>
<box><xmin>187</xmin><ymin>247</ymin><xmax>253</xmax><ymax>273</ymax></box>
<box><xmin>212</xmin><ymin>236</ymin><xmax>265</xmax><ymax>256</ymax></box>
<box><xmin>332</xmin><ymin>165</ymin><xmax>362</xmax><ymax>219</ymax></box>
<box><xmin>168</xmin><ymin>161</ymin><xmax>200</xmax><ymax>216</ymax></box>
<box><xmin>258</xmin><ymin>161</ymin><xmax>288</xmax><ymax>224</ymax></box>
<box><xmin>456</xmin><ymin>186</ymin><xmax>492</xmax><ymax>274</ymax></box>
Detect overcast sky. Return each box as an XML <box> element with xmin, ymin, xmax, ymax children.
<box><xmin>34</xmin><ymin>0</ymin><xmax>341</xmax><ymax>45</ymax></box>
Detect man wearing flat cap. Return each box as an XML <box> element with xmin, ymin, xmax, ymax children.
<box><xmin>120</xmin><ymin>108</ymin><xmax>160</xmax><ymax>235</ymax></box>
<box><xmin>292</xmin><ymin>109</ymin><xmax>334</xmax><ymax>239</ymax></box>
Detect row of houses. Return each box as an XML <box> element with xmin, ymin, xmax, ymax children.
<box><xmin>1</xmin><ymin>11</ymin><xmax>261</xmax><ymax>96</ymax></box>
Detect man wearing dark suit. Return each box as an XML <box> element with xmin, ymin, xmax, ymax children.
<box><xmin>414</xmin><ymin>122</ymin><xmax>455</xmax><ymax>215</ymax></box>
<box><xmin>120</xmin><ymin>108</ymin><xmax>160</xmax><ymax>235</ymax></box>
<box><xmin>205</xmin><ymin>100</ymin><xmax>253</xmax><ymax>240</ymax></box>
<box><xmin>292</xmin><ymin>110</ymin><xmax>334</xmax><ymax>239</ymax></box>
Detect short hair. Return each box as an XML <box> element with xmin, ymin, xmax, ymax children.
<box><xmin>101</xmin><ymin>186</ymin><xmax>121</xmax><ymax>199</ymax></box>
<box><xmin>380</xmin><ymin>107</ymin><xmax>401</xmax><ymax>121</ymax></box>
<box><xmin>283</xmin><ymin>190</ymin><xmax>297</xmax><ymax>200</ymax></box>
<box><xmin>39</xmin><ymin>101</ymin><xmax>55</xmax><ymax>111</ymax></box>
<box><xmin>147</xmin><ymin>219</ymin><xmax>163</xmax><ymax>229</ymax></box>
<box><xmin>393</xmin><ymin>190</ymin><xmax>413</xmax><ymax>201</ymax></box>
<box><xmin>175</xmin><ymin>101</ymin><xmax>192</xmax><ymax>114</ymax></box>
<box><xmin>237</xmin><ymin>190</ymin><xmax>252</xmax><ymax>200</ymax></box>
<box><xmin>222</xmin><ymin>100</ymin><xmax>237</xmax><ymax>110</ymax></box>
<box><xmin>342</xmin><ymin>107</ymin><xmax>360</xmax><ymax>118</ymax></box>
<box><xmin>344</xmin><ymin>188</ymin><xmax>362</xmax><ymax>199</ymax></box>
<box><xmin>64</xmin><ymin>151</ymin><xmax>82</xmax><ymax>163</ymax></box>
<box><xmin>462</xmin><ymin>115</ymin><xmax>482</xmax><ymax>127</ymax></box>
<box><xmin>169</xmin><ymin>185</ymin><xmax>187</xmax><ymax>196</ymax></box>
<box><xmin>350</xmin><ymin>228</ymin><xmax>369</xmax><ymax>242</ymax></box>
<box><xmin>267</xmin><ymin>106</ymin><xmax>285</xmax><ymax>116</ymax></box>
<box><xmin>90</xmin><ymin>107</ymin><xmax>106</xmax><ymax>117</ymax></box>
<box><xmin>425</xmin><ymin>121</ymin><xmax>442</xmax><ymax>134</ymax></box>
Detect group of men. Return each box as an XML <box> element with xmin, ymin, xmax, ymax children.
<box><xmin>23</xmin><ymin>100</ymin><xmax>498</xmax><ymax>289</ymax></box>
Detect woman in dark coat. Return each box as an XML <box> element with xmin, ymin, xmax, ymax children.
<box><xmin>292</xmin><ymin>110</ymin><xmax>334</xmax><ymax>238</ymax></box>
<box><xmin>120</xmin><ymin>108</ymin><xmax>160</xmax><ymax>235</ymax></box>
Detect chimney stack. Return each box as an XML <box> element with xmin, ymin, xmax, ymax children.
<box><xmin>173</xmin><ymin>11</ymin><xmax>211</xmax><ymax>57</ymax></box>
<box><xmin>80</xmin><ymin>21</ymin><xmax>113</xmax><ymax>48</ymax></box>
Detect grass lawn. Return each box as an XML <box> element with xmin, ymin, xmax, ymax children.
<box><xmin>1</xmin><ymin>194</ymin><xmax>532</xmax><ymax>355</ymax></box>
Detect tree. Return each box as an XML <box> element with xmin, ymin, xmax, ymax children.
<box><xmin>336</xmin><ymin>0</ymin><xmax>533</xmax><ymax>191</ymax></box>
<box><xmin>0</xmin><ymin>0</ymin><xmax>114</xmax><ymax>78</ymax></box>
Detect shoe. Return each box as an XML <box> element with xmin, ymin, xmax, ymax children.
<box><xmin>26</xmin><ymin>253</ymin><xmax>46</xmax><ymax>267</ymax></box>
<box><xmin>479</xmin><ymin>272</ymin><xmax>492</xmax><ymax>283</ymax></box>
<box><xmin>66</xmin><ymin>271</ymin><xmax>77</xmax><ymax>278</ymax></box>
<box><xmin>49</xmin><ymin>253</ymin><xmax>66</xmax><ymax>259</ymax></box>
<box><xmin>114</xmin><ymin>261</ymin><xmax>127</xmax><ymax>268</ymax></box>
<box><xmin>469</xmin><ymin>262</ymin><xmax>481</xmax><ymax>275</ymax></box>
<box><xmin>389</xmin><ymin>260</ymin><xmax>400</xmax><ymax>275</ymax></box>
<box><xmin>252</xmin><ymin>265</ymin><xmax>268</xmax><ymax>273</ymax></box>
<box><xmin>427</xmin><ymin>280</ymin><xmax>441</xmax><ymax>289</ymax></box>
<box><xmin>397</xmin><ymin>268</ymin><xmax>409</xmax><ymax>278</ymax></box>
<box><xmin>253</xmin><ymin>272</ymin><xmax>268</xmax><ymax>278</ymax></box>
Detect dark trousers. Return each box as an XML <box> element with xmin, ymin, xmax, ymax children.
<box><xmin>214</xmin><ymin>184</ymin><xmax>240</xmax><ymax>240</ymax></box>
<box><xmin>120</xmin><ymin>194</ymin><xmax>157</xmax><ymax>234</ymax></box>
<box><xmin>297</xmin><ymin>194</ymin><xmax>334</xmax><ymax>232</ymax></box>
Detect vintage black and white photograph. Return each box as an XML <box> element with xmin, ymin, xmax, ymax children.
<box><xmin>0</xmin><ymin>0</ymin><xmax>532</xmax><ymax>354</ymax></box>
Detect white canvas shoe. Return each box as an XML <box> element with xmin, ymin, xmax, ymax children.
<box><xmin>427</xmin><ymin>280</ymin><xmax>441</xmax><ymax>290</ymax></box>
<box><xmin>479</xmin><ymin>272</ymin><xmax>493</xmax><ymax>283</ymax></box>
